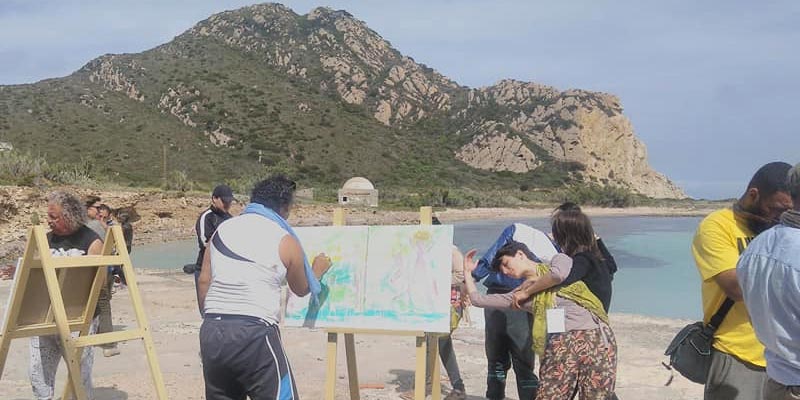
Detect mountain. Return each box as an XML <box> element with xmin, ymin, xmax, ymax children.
<box><xmin>0</xmin><ymin>3</ymin><xmax>685</xmax><ymax>199</ymax></box>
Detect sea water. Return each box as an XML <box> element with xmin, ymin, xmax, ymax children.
<box><xmin>452</xmin><ymin>216</ymin><xmax>703</xmax><ymax>320</ymax></box>
<box><xmin>131</xmin><ymin>216</ymin><xmax>704</xmax><ymax>320</ymax></box>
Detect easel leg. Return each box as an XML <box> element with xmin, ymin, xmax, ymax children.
<box><xmin>121</xmin><ymin>258</ymin><xmax>168</xmax><ymax>399</ymax></box>
<box><xmin>41</xmin><ymin>269</ymin><xmax>87</xmax><ymax>400</ymax></box>
<box><xmin>415</xmin><ymin>335</ymin><xmax>427</xmax><ymax>400</ymax></box>
<box><xmin>62</xmin><ymin>318</ymin><xmax>94</xmax><ymax>400</ymax></box>
<box><xmin>325</xmin><ymin>332</ymin><xmax>339</xmax><ymax>400</ymax></box>
<box><xmin>428</xmin><ymin>334</ymin><xmax>441</xmax><ymax>400</ymax></box>
<box><xmin>344</xmin><ymin>333</ymin><xmax>360</xmax><ymax>400</ymax></box>
<box><xmin>0</xmin><ymin>334</ymin><xmax>11</xmax><ymax>379</ymax></box>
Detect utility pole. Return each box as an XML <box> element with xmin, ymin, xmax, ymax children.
<box><xmin>162</xmin><ymin>144</ymin><xmax>167</xmax><ymax>189</ymax></box>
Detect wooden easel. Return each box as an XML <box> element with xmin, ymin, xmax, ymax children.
<box><xmin>0</xmin><ymin>225</ymin><xmax>168</xmax><ymax>400</ymax></box>
<box><xmin>323</xmin><ymin>206</ymin><xmax>444</xmax><ymax>400</ymax></box>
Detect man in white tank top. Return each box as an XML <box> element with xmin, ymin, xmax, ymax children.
<box><xmin>196</xmin><ymin>175</ymin><xmax>331</xmax><ymax>400</ymax></box>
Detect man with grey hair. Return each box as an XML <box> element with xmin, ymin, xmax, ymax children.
<box><xmin>1</xmin><ymin>190</ymin><xmax>103</xmax><ymax>399</ymax></box>
<box><xmin>738</xmin><ymin>163</ymin><xmax>800</xmax><ymax>400</ymax></box>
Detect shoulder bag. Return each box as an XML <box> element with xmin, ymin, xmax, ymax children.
<box><xmin>664</xmin><ymin>298</ymin><xmax>734</xmax><ymax>384</ymax></box>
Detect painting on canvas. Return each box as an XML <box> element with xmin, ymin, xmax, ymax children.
<box><xmin>283</xmin><ymin>225</ymin><xmax>452</xmax><ymax>333</ymax></box>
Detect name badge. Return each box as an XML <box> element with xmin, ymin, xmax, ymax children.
<box><xmin>546</xmin><ymin>308</ymin><xmax>566</xmax><ymax>333</ymax></box>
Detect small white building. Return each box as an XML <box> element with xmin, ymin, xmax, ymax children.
<box><xmin>338</xmin><ymin>177</ymin><xmax>379</xmax><ymax>207</ymax></box>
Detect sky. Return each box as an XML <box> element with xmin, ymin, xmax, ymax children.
<box><xmin>1</xmin><ymin>1</ymin><xmax>798</xmax><ymax>199</ymax></box>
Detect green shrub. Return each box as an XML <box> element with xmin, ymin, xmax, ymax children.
<box><xmin>551</xmin><ymin>184</ymin><xmax>640</xmax><ymax>208</ymax></box>
<box><xmin>0</xmin><ymin>150</ymin><xmax>49</xmax><ymax>186</ymax></box>
<box><xmin>164</xmin><ymin>170</ymin><xmax>195</xmax><ymax>192</ymax></box>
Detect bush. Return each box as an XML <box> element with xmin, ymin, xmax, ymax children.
<box><xmin>0</xmin><ymin>150</ymin><xmax>49</xmax><ymax>186</ymax></box>
<box><xmin>552</xmin><ymin>184</ymin><xmax>640</xmax><ymax>208</ymax></box>
<box><xmin>164</xmin><ymin>170</ymin><xmax>195</xmax><ymax>192</ymax></box>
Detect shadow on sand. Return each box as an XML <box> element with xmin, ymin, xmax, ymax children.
<box><xmin>92</xmin><ymin>386</ymin><xmax>129</xmax><ymax>399</ymax></box>
<box><xmin>388</xmin><ymin>368</ymin><xmax>485</xmax><ymax>399</ymax></box>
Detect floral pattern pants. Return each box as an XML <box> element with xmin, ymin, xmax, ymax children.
<box><xmin>537</xmin><ymin>325</ymin><xmax>617</xmax><ymax>400</ymax></box>
<box><xmin>29</xmin><ymin>317</ymin><xmax>98</xmax><ymax>400</ymax></box>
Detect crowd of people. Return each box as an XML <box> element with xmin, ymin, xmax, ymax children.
<box><xmin>1</xmin><ymin>161</ymin><xmax>799</xmax><ymax>399</ymax></box>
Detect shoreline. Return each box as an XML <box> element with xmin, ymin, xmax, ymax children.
<box><xmin>0</xmin><ymin>184</ymin><xmax>716</xmax><ymax>263</ymax></box>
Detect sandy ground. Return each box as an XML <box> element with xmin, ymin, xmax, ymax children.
<box><xmin>0</xmin><ymin>270</ymin><xmax>704</xmax><ymax>400</ymax></box>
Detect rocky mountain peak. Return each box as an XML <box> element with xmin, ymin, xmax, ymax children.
<box><xmin>0</xmin><ymin>2</ymin><xmax>686</xmax><ymax>199</ymax></box>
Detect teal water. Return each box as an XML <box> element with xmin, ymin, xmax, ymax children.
<box><xmin>452</xmin><ymin>216</ymin><xmax>703</xmax><ymax>320</ymax></box>
<box><xmin>131</xmin><ymin>216</ymin><xmax>704</xmax><ymax>320</ymax></box>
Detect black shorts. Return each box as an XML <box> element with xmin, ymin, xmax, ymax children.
<box><xmin>200</xmin><ymin>314</ymin><xmax>299</xmax><ymax>400</ymax></box>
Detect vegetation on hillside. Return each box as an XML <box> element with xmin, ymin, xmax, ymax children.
<box><xmin>0</xmin><ymin>5</ymin><xmax>681</xmax><ymax>207</ymax></box>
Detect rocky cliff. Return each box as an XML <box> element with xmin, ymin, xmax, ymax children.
<box><xmin>0</xmin><ymin>3</ymin><xmax>685</xmax><ymax>198</ymax></box>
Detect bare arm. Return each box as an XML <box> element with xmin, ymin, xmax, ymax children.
<box><xmin>517</xmin><ymin>253</ymin><xmax>572</xmax><ymax>299</ymax></box>
<box><xmin>463</xmin><ymin>249</ymin><xmax>519</xmax><ymax>309</ymax></box>
<box><xmin>87</xmin><ymin>239</ymin><xmax>103</xmax><ymax>255</ymax></box>
<box><xmin>517</xmin><ymin>274</ymin><xmax>562</xmax><ymax>299</ymax></box>
<box><xmin>713</xmin><ymin>269</ymin><xmax>743</xmax><ymax>301</ymax></box>
<box><xmin>197</xmin><ymin>248</ymin><xmax>212</xmax><ymax>314</ymax></box>
<box><xmin>279</xmin><ymin>235</ymin><xmax>331</xmax><ymax>297</ymax></box>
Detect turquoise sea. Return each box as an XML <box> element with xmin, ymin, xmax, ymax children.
<box><xmin>131</xmin><ymin>216</ymin><xmax>704</xmax><ymax>320</ymax></box>
<box><xmin>452</xmin><ymin>216</ymin><xmax>703</xmax><ymax>320</ymax></box>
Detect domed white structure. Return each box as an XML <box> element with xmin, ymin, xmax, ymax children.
<box><xmin>338</xmin><ymin>177</ymin><xmax>379</xmax><ymax>207</ymax></box>
<box><xmin>342</xmin><ymin>177</ymin><xmax>375</xmax><ymax>191</ymax></box>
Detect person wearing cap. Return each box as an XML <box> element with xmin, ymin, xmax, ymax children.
<box><xmin>192</xmin><ymin>184</ymin><xmax>234</xmax><ymax>312</ymax></box>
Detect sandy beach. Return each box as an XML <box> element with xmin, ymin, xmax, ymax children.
<box><xmin>0</xmin><ymin>185</ymin><xmax>712</xmax><ymax>398</ymax></box>
<box><xmin>0</xmin><ymin>269</ymin><xmax>704</xmax><ymax>400</ymax></box>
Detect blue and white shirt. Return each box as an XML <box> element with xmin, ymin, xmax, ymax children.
<box><xmin>737</xmin><ymin>224</ymin><xmax>800</xmax><ymax>386</ymax></box>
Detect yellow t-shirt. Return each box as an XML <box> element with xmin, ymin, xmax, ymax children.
<box><xmin>692</xmin><ymin>208</ymin><xmax>765</xmax><ymax>367</ymax></box>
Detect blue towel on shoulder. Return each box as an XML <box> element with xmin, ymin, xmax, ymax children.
<box><xmin>243</xmin><ymin>203</ymin><xmax>322</xmax><ymax>305</ymax></box>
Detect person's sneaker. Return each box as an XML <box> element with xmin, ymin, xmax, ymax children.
<box><xmin>444</xmin><ymin>388</ymin><xmax>466</xmax><ymax>400</ymax></box>
<box><xmin>103</xmin><ymin>347</ymin><xmax>120</xmax><ymax>357</ymax></box>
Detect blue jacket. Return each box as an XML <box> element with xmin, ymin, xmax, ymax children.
<box><xmin>472</xmin><ymin>223</ymin><xmax>558</xmax><ymax>292</ymax></box>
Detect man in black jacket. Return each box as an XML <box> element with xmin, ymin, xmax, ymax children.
<box><xmin>191</xmin><ymin>184</ymin><xmax>234</xmax><ymax>310</ymax></box>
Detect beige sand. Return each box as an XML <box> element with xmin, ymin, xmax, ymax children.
<box><xmin>0</xmin><ymin>270</ymin><xmax>703</xmax><ymax>399</ymax></box>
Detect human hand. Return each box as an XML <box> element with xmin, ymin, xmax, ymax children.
<box><xmin>518</xmin><ymin>278</ymin><xmax>540</xmax><ymax>298</ymax></box>
<box><xmin>461</xmin><ymin>293</ymin><xmax>472</xmax><ymax>308</ymax></box>
<box><xmin>511</xmin><ymin>290</ymin><xmax>529</xmax><ymax>309</ymax></box>
<box><xmin>464</xmin><ymin>249</ymin><xmax>479</xmax><ymax>273</ymax></box>
<box><xmin>0</xmin><ymin>264</ymin><xmax>16</xmax><ymax>280</ymax></box>
<box><xmin>312</xmin><ymin>253</ymin><xmax>332</xmax><ymax>278</ymax></box>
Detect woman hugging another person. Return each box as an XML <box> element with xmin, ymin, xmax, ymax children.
<box><xmin>464</xmin><ymin>204</ymin><xmax>618</xmax><ymax>400</ymax></box>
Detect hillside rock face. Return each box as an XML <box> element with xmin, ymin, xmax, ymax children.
<box><xmin>470</xmin><ymin>80</ymin><xmax>684</xmax><ymax>198</ymax></box>
<box><xmin>456</xmin><ymin>122</ymin><xmax>539</xmax><ymax>173</ymax></box>
<box><xmin>1</xmin><ymin>3</ymin><xmax>685</xmax><ymax>198</ymax></box>
<box><xmin>173</xmin><ymin>4</ymin><xmax>683</xmax><ymax>198</ymax></box>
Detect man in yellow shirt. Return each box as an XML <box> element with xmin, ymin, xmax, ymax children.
<box><xmin>693</xmin><ymin>161</ymin><xmax>794</xmax><ymax>400</ymax></box>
